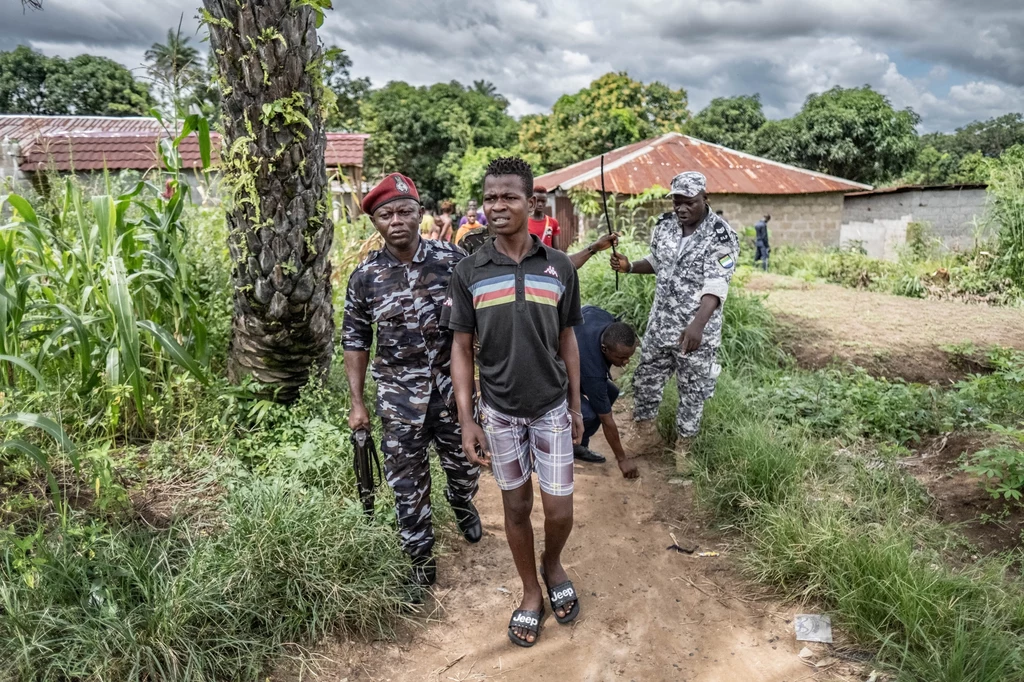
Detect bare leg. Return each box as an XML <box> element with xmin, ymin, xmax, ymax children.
<box><xmin>539</xmin><ymin>490</ymin><xmax>575</xmax><ymax>618</ymax></box>
<box><xmin>501</xmin><ymin>483</ymin><xmax>543</xmax><ymax>643</ymax></box>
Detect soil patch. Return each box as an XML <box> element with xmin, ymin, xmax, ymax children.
<box><xmin>907</xmin><ymin>432</ymin><xmax>1024</xmax><ymax>556</ymax></box>
<box><xmin>283</xmin><ymin>431</ymin><xmax>861</xmax><ymax>682</ymax></box>
<box><xmin>746</xmin><ymin>273</ymin><xmax>1024</xmax><ymax>384</ymax></box>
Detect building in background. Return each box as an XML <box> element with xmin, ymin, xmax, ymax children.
<box><xmin>841</xmin><ymin>184</ymin><xmax>990</xmax><ymax>260</ymax></box>
<box><xmin>533</xmin><ymin>132</ymin><xmax>871</xmax><ymax>248</ymax></box>
<box><xmin>0</xmin><ymin>115</ymin><xmax>368</xmax><ymax>220</ymax></box>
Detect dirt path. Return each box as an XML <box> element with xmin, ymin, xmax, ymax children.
<box><xmin>746</xmin><ymin>273</ymin><xmax>1024</xmax><ymax>383</ymax></box>
<box><xmin>302</xmin><ymin>433</ymin><xmax>856</xmax><ymax>682</ymax></box>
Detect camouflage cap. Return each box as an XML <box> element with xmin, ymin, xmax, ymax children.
<box><xmin>668</xmin><ymin>171</ymin><xmax>707</xmax><ymax>198</ymax></box>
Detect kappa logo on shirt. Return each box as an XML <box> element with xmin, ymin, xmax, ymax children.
<box><xmin>443</xmin><ymin>297</ymin><xmax>453</xmax><ymax>307</ymax></box>
<box><xmin>544</xmin><ymin>265</ymin><xmax>559</xmax><ymax>277</ymax></box>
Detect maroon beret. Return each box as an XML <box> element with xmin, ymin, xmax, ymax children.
<box><xmin>361</xmin><ymin>173</ymin><xmax>420</xmax><ymax>215</ymax></box>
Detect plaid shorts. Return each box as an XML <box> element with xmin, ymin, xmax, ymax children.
<box><xmin>480</xmin><ymin>400</ymin><xmax>574</xmax><ymax>496</ymax></box>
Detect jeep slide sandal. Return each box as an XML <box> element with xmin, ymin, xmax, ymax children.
<box><xmin>507</xmin><ymin>607</ymin><xmax>544</xmax><ymax>647</ymax></box>
<box><xmin>542</xmin><ymin>572</ymin><xmax>580</xmax><ymax>625</ymax></box>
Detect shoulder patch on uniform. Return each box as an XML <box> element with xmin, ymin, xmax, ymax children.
<box><xmin>713</xmin><ymin>224</ymin><xmax>731</xmax><ymax>244</ymax></box>
<box><xmin>717</xmin><ymin>253</ymin><xmax>735</xmax><ymax>270</ymax></box>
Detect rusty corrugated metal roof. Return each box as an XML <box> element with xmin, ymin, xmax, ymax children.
<box><xmin>0</xmin><ymin>114</ymin><xmax>162</xmax><ymax>141</ymax></box>
<box><xmin>534</xmin><ymin>133</ymin><xmax>871</xmax><ymax>195</ymax></box>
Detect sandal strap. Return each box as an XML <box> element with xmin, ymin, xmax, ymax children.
<box><xmin>508</xmin><ymin>609</ymin><xmax>542</xmax><ymax>634</ymax></box>
<box><xmin>546</xmin><ymin>580</ymin><xmax>578</xmax><ymax>608</ymax></box>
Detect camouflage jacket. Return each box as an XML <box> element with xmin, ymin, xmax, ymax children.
<box><xmin>642</xmin><ymin>207</ymin><xmax>739</xmax><ymax>349</ymax></box>
<box><xmin>342</xmin><ymin>238</ymin><xmax>467</xmax><ymax>425</ymax></box>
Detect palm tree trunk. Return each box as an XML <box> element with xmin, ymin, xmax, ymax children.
<box><xmin>203</xmin><ymin>0</ymin><xmax>334</xmax><ymax>402</ymax></box>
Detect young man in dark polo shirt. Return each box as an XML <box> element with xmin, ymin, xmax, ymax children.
<box><xmin>444</xmin><ymin>157</ymin><xmax>584</xmax><ymax>648</ymax></box>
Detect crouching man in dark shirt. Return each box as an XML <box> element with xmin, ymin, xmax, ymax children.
<box><xmin>573</xmin><ymin>305</ymin><xmax>639</xmax><ymax>478</ymax></box>
<box><xmin>443</xmin><ymin>157</ymin><xmax>584</xmax><ymax>648</ymax></box>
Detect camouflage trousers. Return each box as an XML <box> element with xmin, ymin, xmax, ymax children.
<box><xmin>382</xmin><ymin>390</ymin><xmax>480</xmax><ymax>558</ymax></box>
<box><xmin>633</xmin><ymin>341</ymin><xmax>720</xmax><ymax>438</ymax></box>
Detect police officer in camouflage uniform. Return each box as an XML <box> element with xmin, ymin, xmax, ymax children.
<box><xmin>610</xmin><ymin>171</ymin><xmax>739</xmax><ymax>461</ymax></box>
<box><xmin>343</xmin><ymin>173</ymin><xmax>482</xmax><ymax>588</ymax></box>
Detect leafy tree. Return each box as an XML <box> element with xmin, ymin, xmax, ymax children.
<box><xmin>756</xmin><ymin>86</ymin><xmax>919</xmax><ymax>184</ymax></box>
<box><xmin>203</xmin><ymin>0</ymin><xmax>335</xmax><ymax>402</ymax></box>
<box><xmin>684</xmin><ymin>94</ymin><xmax>766</xmax><ymax>152</ymax></box>
<box><xmin>0</xmin><ymin>46</ymin><xmax>153</xmax><ymax>116</ymax></box>
<box><xmin>322</xmin><ymin>47</ymin><xmax>370</xmax><ymax>131</ymax></box>
<box><xmin>361</xmin><ymin>80</ymin><xmax>518</xmax><ymax>202</ymax></box>
<box><xmin>901</xmin><ymin>146</ymin><xmax>960</xmax><ymax>185</ymax></box>
<box><xmin>518</xmin><ymin>72</ymin><xmax>689</xmax><ymax>172</ymax></box>
<box><xmin>922</xmin><ymin>113</ymin><xmax>1024</xmax><ymax>160</ymax></box>
<box><xmin>0</xmin><ymin>45</ymin><xmax>50</xmax><ymax>113</ymax></box>
<box><xmin>451</xmin><ymin>146</ymin><xmax>543</xmax><ymax>206</ymax></box>
<box><xmin>145</xmin><ymin>23</ymin><xmax>203</xmax><ymax>116</ymax></box>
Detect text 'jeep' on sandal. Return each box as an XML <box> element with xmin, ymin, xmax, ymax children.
<box><xmin>541</xmin><ymin>570</ymin><xmax>580</xmax><ymax>625</ymax></box>
<box><xmin>507</xmin><ymin>606</ymin><xmax>544</xmax><ymax>647</ymax></box>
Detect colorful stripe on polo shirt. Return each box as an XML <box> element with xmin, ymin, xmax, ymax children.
<box><xmin>524</xmin><ymin>274</ymin><xmax>563</xmax><ymax>307</ymax></box>
<box><xmin>471</xmin><ymin>274</ymin><xmax>516</xmax><ymax>309</ymax></box>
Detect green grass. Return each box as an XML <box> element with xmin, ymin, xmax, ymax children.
<box><xmin>576</xmin><ymin>239</ymin><xmax>1024</xmax><ymax>680</ymax></box>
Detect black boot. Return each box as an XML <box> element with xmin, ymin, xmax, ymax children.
<box><xmin>410</xmin><ymin>554</ymin><xmax>437</xmax><ymax>588</ymax></box>
<box><xmin>447</xmin><ymin>493</ymin><xmax>483</xmax><ymax>544</ymax></box>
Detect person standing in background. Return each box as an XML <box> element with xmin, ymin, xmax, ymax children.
<box><xmin>754</xmin><ymin>214</ymin><xmax>771</xmax><ymax>272</ymax></box>
<box><xmin>458</xmin><ymin>198</ymin><xmax>488</xmax><ymax>228</ymax></box>
<box><xmin>436</xmin><ymin>200</ymin><xmax>456</xmax><ymax>242</ymax></box>
<box><xmin>528</xmin><ymin>186</ymin><xmax>560</xmax><ymax>249</ymax></box>
<box><xmin>420</xmin><ymin>199</ymin><xmax>437</xmax><ymax>236</ymax></box>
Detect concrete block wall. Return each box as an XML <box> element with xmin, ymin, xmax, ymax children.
<box><xmin>581</xmin><ymin>192</ymin><xmax>845</xmax><ymax>248</ymax></box>
<box><xmin>843</xmin><ymin>188</ymin><xmax>991</xmax><ymax>251</ymax></box>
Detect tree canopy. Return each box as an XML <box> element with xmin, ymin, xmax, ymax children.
<box><xmin>361</xmin><ymin>80</ymin><xmax>518</xmax><ymax>202</ymax></box>
<box><xmin>753</xmin><ymin>86</ymin><xmax>920</xmax><ymax>184</ymax></box>
<box><xmin>684</xmin><ymin>94</ymin><xmax>766</xmax><ymax>152</ymax></box>
<box><xmin>323</xmin><ymin>47</ymin><xmax>370</xmax><ymax>132</ymax></box>
<box><xmin>0</xmin><ymin>46</ymin><xmax>153</xmax><ymax>116</ymax></box>
<box><xmin>518</xmin><ymin>72</ymin><xmax>690</xmax><ymax>173</ymax></box>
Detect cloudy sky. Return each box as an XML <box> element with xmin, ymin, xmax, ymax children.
<box><xmin>2</xmin><ymin>0</ymin><xmax>1022</xmax><ymax>132</ymax></box>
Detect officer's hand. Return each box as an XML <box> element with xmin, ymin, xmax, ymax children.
<box><xmin>570</xmin><ymin>411</ymin><xmax>583</xmax><ymax>445</ymax></box>
<box><xmin>461</xmin><ymin>421</ymin><xmax>491</xmax><ymax>466</ymax></box>
<box><xmin>610</xmin><ymin>252</ymin><xmax>631</xmax><ymax>273</ymax></box>
<box><xmin>618</xmin><ymin>457</ymin><xmax>639</xmax><ymax>479</ymax></box>
<box><xmin>680</xmin><ymin>321</ymin><xmax>704</xmax><ymax>354</ymax></box>
<box><xmin>591</xmin><ymin>233</ymin><xmax>620</xmax><ymax>253</ymax></box>
<box><xmin>349</xmin><ymin>403</ymin><xmax>371</xmax><ymax>432</ymax></box>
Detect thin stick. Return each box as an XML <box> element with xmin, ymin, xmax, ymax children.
<box><xmin>600</xmin><ymin>154</ymin><xmax>619</xmax><ymax>291</ymax></box>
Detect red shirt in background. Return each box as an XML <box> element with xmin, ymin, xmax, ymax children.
<box><xmin>528</xmin><ymin>215</ymin><xmax>560</xmax><ymax>248</ymax></box>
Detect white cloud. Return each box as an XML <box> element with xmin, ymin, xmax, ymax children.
<box><xmin>1</xmin><ymin>0</ymin><xmax>1022</xmax><ymax>131</ymax></box>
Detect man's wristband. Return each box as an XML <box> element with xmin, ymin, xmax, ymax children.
<box><xmin>627</xmin><ymin>260</ymin><xmax>634</xmax><ymax>273</ymax></box>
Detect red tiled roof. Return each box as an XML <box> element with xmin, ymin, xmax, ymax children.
<box><xmin>19</xmin><ymin>132</ymin><xmax>211</xmax><ymax>172</ymax></box>
<box><xmin>535</xmin><ymin>133</ymin><xmax>871</xmax><ymax>196</ymax></box>
<box><xmin>326</xmin><ymin>132</ymin><xmax>368</xmax><ymax>168</ymax></box>
<box><xmin>4</xmin><ymin>114</ymin><xmax>367</xmax><ymax>172</ymax></box>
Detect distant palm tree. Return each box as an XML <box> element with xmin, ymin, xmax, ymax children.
<box><xmin>22</xmin><ymin>0</ymin><xmax>43</xmax><ymax>10</ymax></box>
<box><xmin>472</xmin><ymin>80</ymin><xmax>497</xmax><ymax>97</ymax></box>
<box><xmin>145</xmin><ymin>19</ymin><xmax>201</xmax><ymax>115</ymax></box>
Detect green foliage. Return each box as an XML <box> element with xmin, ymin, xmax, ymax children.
<box><xmin>518</xmin><ymin>72</ymin><xmax>689</xmax><ymax>172</ymax></box>
<box><xmin>684</xmin><ymin>94</ymin><xmax>766</xmax><ymax>152</ymax></box>
<box><xmin>361</xmin><ymin>80</ymin><xmax>518</xmax><ymax>203</ymax></box>
<box><xmin>0</xmin><ymin>45</ymin><xmax>154</xmax><ymax>116</ymax></box>
<box><xmin>450</xmin><ymin>146</ymin><xmax>542</xmax><ymax>206</ymax></box>
<box><xmin>754</xmin><ymin>86</ymin><xmax>920</xmax><ymax>185</ymax></box>
<box><xmin>986</xmin><ymin>145</ymin><xmax>1024</xmax><ymax>284</ymax></box>
<box><xmin>963</xmin><ymin>424</ymin><xmax>1024</xmax><ymax>500</ymax></box>
<box><xmin>0</xmin><ymin>483</ymin><xmax>408</xmax><ymax>682</ymax></box>
<box><xmin>767</xmin><ymin>242</ymin><xmax>1024</xmax><ymax>306</ymax></box>
<box><xmin>322</xmin><ymin>46</ymin><xmax>370</xmax><ymax>132</ymax></box>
